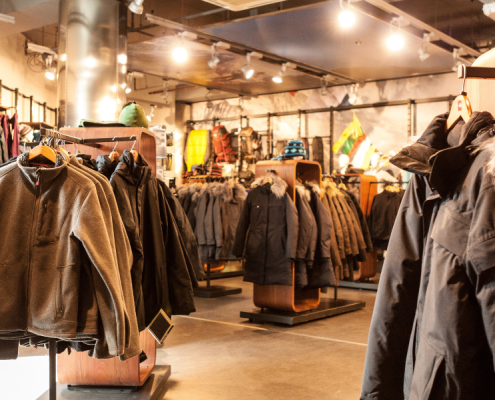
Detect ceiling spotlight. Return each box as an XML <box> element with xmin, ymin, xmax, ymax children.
<box><xmin>338</xmin><ymin>0</ymin><xmax>355</xmax><ymax>28</ymax></box>
<box><xmin>240</xmin><ymin>53</ymin><xmax>254</xmax><ymax>79</ymax></box>
<box><xmin>208</xmin><ymin>44</ymin><xmax>220</xmax><ymax>69</ymax></box>
<box><xmin>125</xmin><ymin>87</ymin><xmax>131</xmax><ymax>94</ymax></box>
<box><xmin>173</xmin><ymin>33</ymin><xmax>188</xmax><ymax>63</ymax></box>
<box><xmin>418</xmin><ymin>32</ymin><xmax>432</xmax><ymax>62</ymax></box>
<box><xmin>321</xmin><ymin>78</ymin><xmax>328</xmax><ymax>96</ymax></box>
<box><xmin>45</xmin><ymin>67</ymin><xmax>56</xmax><ymax>81</ymax></box>
<box><xmin>387</xmin><ymin>17</ymin><xmax>405</xmax><ymax>51</ymax></box>
<box><xmin>128</xmin><ymin>0</ymin><xmax>144</xmax><ymax>15</ymax></box>
<box><xmin>272</xmin><ymin>63</ymin><xmax>288</xmax><ymax>83</ymax></box>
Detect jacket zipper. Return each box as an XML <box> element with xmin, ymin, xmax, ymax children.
<box><xmin>27</xmin><ymin>171</ymin><xmax>42</xmax><ymax>327</ymax></box>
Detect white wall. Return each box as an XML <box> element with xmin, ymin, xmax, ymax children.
<box><xmin>0</xmin><ymin>33</ymin><xmax>58</xmax><ymax>125</ymax></box>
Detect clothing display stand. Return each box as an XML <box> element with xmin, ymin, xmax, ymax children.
<box><xmin>34</xmin><ymin>127</ymin><xmax>171</xmax><ymax>399</ymax></box>
<box><xmin>240</xmin><ymin>160</ymin><xmax>365</xmax><ymax>325</ymax></box>
<box><xmin>193</xmin><ymin>263</ymin><xmax>243</xmax><ymax>298</ymax></box>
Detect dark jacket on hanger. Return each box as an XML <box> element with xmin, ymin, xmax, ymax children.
<box><xmin>361</xmin><ymin>112</ymin><xmax>495</xmax><ymax>400</ymax></box>
<box><xmin>0</xmin><ymin>123</ymin><xmax>8</xmax><ymax>164</ymax></box>
<box><xmin>305</xmin><ymin>182</ymin><xmax>336</xmax><ymax>288</ymax></box>
<box><xmin>312</xmin><ymin>136</ymin><xmax>324</xmax><ymax>167</ymax></box>
<box><xmin>204</xmin><ymin>183</ymin><xmax>221</xmax><ymax>262</ymax></box>
<box><xmin>157</xmin><ymin>180</ymin><xmax>205</xmax><ymax>281</ymax></box>
<box><xmin>213</xmin><ymin>182</ymin><xmax>247</xmax><ymax>260</ymax></box>
<box><xmin>233</xmin><ymin>175</ymin><xmax>298</xmax><ymax>286</ymax></box>
<box><xmin>96</xmin><ymin>155</ymin><xmax>118</xmax><ymax>179</ymax></box>
<box><xmin>367</xmin><ymin>189</ymin><xmax>404</xmax><ymax>250</ymax></box>
<box><xmin>194</xmin><ymin>185</ymin><xmax>210</xmax><ymax>263</ymax></box>
<box><xmin>294</xmin><ymin>185</ymin><xmax>317</xmax><ymax>288</ymax></box>
<box><xmin>321</xmin><ymin>192</ymin><xmax>343</xmax><ymax>282</ymax></box>
<box><xmin>343</xmin><ymin>189</ymin><xmax>373</xmax><ymax>253</ymax></box>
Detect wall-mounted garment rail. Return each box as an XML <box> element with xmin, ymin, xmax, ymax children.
<box><xmin>188</xmin><ymin>95</ymin><xmax>454</xmax><ymax>174</ymax></box>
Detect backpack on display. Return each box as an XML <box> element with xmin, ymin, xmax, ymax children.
<box><xmin>239</xmin><ymin>127</ymin><xmax>262</xmax><ymax>164</ymax></box>
<box><xmin>212</xmin><ymin>125</ymin><xmax>237</xmax><ymax>163</ymax></box>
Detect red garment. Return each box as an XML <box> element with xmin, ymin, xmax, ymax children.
<box><xmin>8</xmin><ymin>113</ymin><xmax>19</xmax><ymax>158</ymax></box>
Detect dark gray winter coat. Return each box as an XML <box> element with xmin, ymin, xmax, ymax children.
<box><xmin>233</xmin><ymin>175</ymin><xmax>298</xmax><ymax>286</ymax></box>
<box><xmin>213</xmin><ymin>182</ymin><xmax>247</xmax><ymax>260</ymax></box>
<box><xmin>361</xmin><ymin>112</ymin><xmax>495</xmax><ymax>400</ymax></box>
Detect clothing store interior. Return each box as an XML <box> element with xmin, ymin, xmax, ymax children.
<box><xmin>2</xmin><ymin>0</ymin><xmax>495</xmax><ymax>399</ymax></box>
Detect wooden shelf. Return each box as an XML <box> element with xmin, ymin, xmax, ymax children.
<box><xmin>19</xmin><ymin>122</ymin><xmax>55</xmax><ymax>130</ymax></box>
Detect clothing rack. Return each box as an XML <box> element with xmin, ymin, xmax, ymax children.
<box><xmin>240</xmin><ymin>160</ymin><xmax>365</xmax><ymax>325</ymax></box>
<box><xmin>32</xmin><ymin>126</ymin><xmax>169</xmax><ymax>399</ymax></box>
<box><xmin>194</xmin><ymin>263</ymin><xmax>243</xmax><ymax>298</ymax></box>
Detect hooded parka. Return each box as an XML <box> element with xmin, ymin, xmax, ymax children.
<box><xmin>361</xmin><ymin>112</ymin><xmax>495</xmax><ymax>400</ymax></box>
<box><xmin>233</xmin><ymin>175</ymin><xmax>298</xmax><ymax>286</ymax></box>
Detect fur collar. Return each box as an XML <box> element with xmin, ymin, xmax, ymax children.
<box><xmin>321</xmin><ymin>180</ymin><xmax>344</xmax><ymax>198</ymax></box>
<box><xmin>219</xmin><ymin>182</ymin><xmax>247</xmax><ymax>202</ymax></box>
<box><xmin>295</xmin><ymin>181</ymin><xmax>311</xmax><ymax>201</ymax></box>
<box><xmin>251</xmin><ymin>174</ymin><xmax>287</xmax><ymax>198</ymax></box>
<box><xmin>305</xmin><ymin>181</ymin><xmax>323</xmax><ymax>199</ymax></box>
<box><xmin>178</xmin><ymin>183</ymin><xmax>201</xmax><ymax>199</ymax></box>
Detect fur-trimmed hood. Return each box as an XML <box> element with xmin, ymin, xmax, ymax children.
<box><xmin>305</xmin><ymin>181</ymin><xmax>324</xmax><ymax>199</ymax></box>
<box><xmin>321</xmin><ymin>180</ymin><xmax>344</xmax><ymax>198</ymax></box>
<box><xmin>295</xmin><ymin>181</ymin><xmax>311</xmax><ymax>202</ymax></box>
<box><xmin>251</xmin><ymin>174</ymin><xmax>288</xmax><ymax>198</ymax></box>
<box><xmin>218</xmin><ymin>182</ymin><xmax>247</xmax><ymax>203</ymax></box>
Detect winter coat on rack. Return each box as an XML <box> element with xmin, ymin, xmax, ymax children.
<box><xmin>204</xmin><ymin>183</ymin><xmax>221</xmax><ymax>262</ymax></box>
<box><xmin>157</xmin><ymin>180</ymin><xmax>205</xmax><ymax>280</ymax></box>
<box><xmin>361</xmin><ymin>112</ymin><xmax>495</xmax><ymax>400</ymax></box>
<box><xmin>0</xmin><ymin>123</ymin><xmax>8</xmax><ymax>164</ymax></box>
<box><xmin>367</xmin><ymin>188</ymin><xmax>404</xmax><ymax>250</ymax></box>
<box><xmin>233</xmin><ymin>175</ymin><xmax>298</xmax><ymax>286</ymax></box>
<box><xmin>0</xmin><ymin>153</ymin><xmax>135</xmax><ymax>360</ymax></box>
<box><xmin>213</xmin><ymin>182</ymin><xmax>247</xmax><ymax>260</ymax></box>
<box><xmin>321</xmin><ymin>192</ymin><xmax>344</xmax><ymax>282</ymax></box>
<box><xmin>305</xmin><ymin>182</ymin><xmax>336</xmax><ymax>288</ymax></box>
<box><xmin>111</xmin><ymin>151</ymin><xmax>195</xmax><ymax>323</ymax></box>
<box><xmin>194</xmin><ymin>184</ymin><xmax>210</xmax><ymax>263</ymax></box>
<box><xmin>177</xmin><ymin>184</ymin><xmax>201</xmax><ymax>231</ymax></box>
<box><xmin>294</xmin><ymin>185</ymin><xmax>318</xmax><ymax>288</ymax></box>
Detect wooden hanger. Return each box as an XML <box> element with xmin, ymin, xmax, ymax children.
<box><xmin>130</xmin><ymin>140</ymin><xmax>139</xmax><ymax>162</ymax></box>
<box><xmin>109</xmin><ymin>139</ymin><xmax>119</xmax><ymax>162</ymax></box>
<box><xmin>28</xmin><ymin>140</ymin><xmax>57</xmax><ymax>164</ymax></box>
<box><xmin>446</xmin><ymin>65</ymin><xmax>472</xmax><ymax>132</ymax></box>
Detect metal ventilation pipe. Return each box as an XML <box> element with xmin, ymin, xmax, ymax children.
<box><xmin>57</xmin><ymin>0</ymin><xmax>127</xmax><ymax>127</ymax></box>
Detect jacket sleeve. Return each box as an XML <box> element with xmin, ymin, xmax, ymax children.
<box><xmin>233</xmin><ymin>194</ymin><xmax>250</xmax><ymax>257</ymax></box>
<box><xmin>466</xmin><ymin>184</ymin><xmax>495</xmax><ymax>367</ymax></box>
<box><xmin>284</xmin><ymin>193</ymin><xmax>299</xmax><ymax>260</ymax></box>
<box><xmin>73</xmin><ymin>187</ymin><xmax>127</xmax><ymax>357</ymax></box>
<box><xmin>361</xmin><ymin>174</ymin><xmax>427</xmax><ymax>400</ymax></box>
<box><xmin>213</xmin><ymin>196</ymin><xmax>223</xmax><ymax>254</ymax></box>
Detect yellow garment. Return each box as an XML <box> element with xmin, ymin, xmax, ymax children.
<box><xmin>186</xmin><ymin>129</ymin><xmax>208</xmax><ymax>171</ymax></box>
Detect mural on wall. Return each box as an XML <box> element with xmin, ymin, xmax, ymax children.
<box><xmin>191</xmin><ymin>73</ymin><xmax>456</xmax><ymax>173</ymax></box>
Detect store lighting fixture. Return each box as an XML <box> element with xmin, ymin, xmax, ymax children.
<box><xmin>44</xmin><ymin>55</ymin><xmax>56</xmax><ymax>81</ymax></box>
<box><xmin>418</xmin><ymin>32</ymin><xmax>432</xmax><ymax>62</ymax></box>
<box><xmin>147</xmin><ymin>104</ymin><xmax>156</xmax><ymax>122</ymax></box>
<box><xmin>117</xmin><ymin>54</ymin><xmax>127</xmax><ymax>65</ymax></box>
<box><xmin>240</xmin><ymin>53</ymin><xmax>254</xmax><ymax>79</ymax></box>
<box><xmin>128</xmin><ymin>0</ymin><xmax>144</xmax><ymax>15</ymax></box>
<box><xmin>161</xmin><ymin>80</ymin><xmax>170</xmax><ymax>100</ymax></box>
<box><xmin>125</xmin><ymin>87</ymin><xmax>131</xmax><ymax>94</ymax></box>
<box><xmin>347</xmin><ymin>84</ymin><xmax>358</xmax><ymax>105</ymax></box>
<box><xmin>338</xmin><ymin>0</ymin><xmax>355</xmax><ymax>29</ymax></box>
<box><xmin>208</xmin><ymin>44</ymin><xmax>220</xmax><ymax>69</ymax></box>
<box><xmin>321</xmin><ymin>78</ymin><xmax>328</xmax><ymax>96</ymax></box>
<box><xmin>85</xmin><ymin>57</ymin><xmax>97</xmax><ymax>68</ymax></box>
<box><xmin>172</xmin><ymin>33</ymin><xmax>188</xmax><ymax>63</ymax></box>
<box><xmin>387</xmin><ymin>17</ymin><xmax>405</xmax><ymax>51</ymax></box>
<box><xmin>206</xmin><ymin>90</ymin><xmax>214</xmax><ymax>109</ymax></box>
<box><xmin>272</xmin><ymin>63</ymin><xmax>288</xmax><ymax>84</ymax></box>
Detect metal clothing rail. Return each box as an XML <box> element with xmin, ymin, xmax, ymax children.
<box><xmin>39</xmin><ymin>128</ymin><xmax>138</xmax><ymax>149</ymax></box>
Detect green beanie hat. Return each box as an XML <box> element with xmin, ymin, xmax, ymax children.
<box><xmin>119</xmin><ymin>101</ymin><xmax>149</xmax><ymax>129</ymax></box>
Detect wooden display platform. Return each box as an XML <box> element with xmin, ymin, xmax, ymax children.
<box><xmin>240</xmin><ymin>299</ymin><xmax>366</xmax><ymax>326</ymax></box>
<box><xmin>37</xmin><ymin>365</ymin><xmax>170</xmax><ymax>400</ymax></box>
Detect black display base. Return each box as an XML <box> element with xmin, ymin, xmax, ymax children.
<box><xmin>209</xmin><ymin>270</ymin><xmax>244</xmax><ymax>280</ymax></box>
<box><xmin>37</xmin><ymin>366</ymin><xmax>171</xmax><ymax>400</ymax></box>
<box><xmin>240</xmin><ymin>299</ymin><xmax>366</xmax><ymax>326</ymax></box>
<box><xmin>339</xmin><ymin>280</ymin><xmax>378</xmax><ymax>291</ymax></box>
<box><xmin>194</xmin><ymin>285</ymin><xmax>242</xmax><ymax>298</ymax></box>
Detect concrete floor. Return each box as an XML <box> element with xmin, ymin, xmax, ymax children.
<box><xmin>2</xmin><ymin>276</ymin><xmax>376</xmax><ymax>400</ymax></box>
<box><xmin>159</xmin><ymin>276</ymin><xmax>376</xmax><ymax>400</ymax></box>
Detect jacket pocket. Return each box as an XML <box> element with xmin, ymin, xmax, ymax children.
<box><xmin>430</xmin><ymin>206</ymin><xmax>471</xmax><ymax>260</ymax></box>
<box><xmin>409</xmin><ymin>334</ymin><xmax>445</xmax><ymax>400</ymax></box>
<box><xmin>55</xmin><ymin>265</ymin><xmax>77</xmax><ymax>319</ymax></box>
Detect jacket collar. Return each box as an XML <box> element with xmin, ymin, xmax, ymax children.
<box><xmin>251</xmin><ymin>175</ymin><xmax>287</xmax><ymax>198</ymax></box>
<box><xmin>114</xmin><ymin>150</ymin><xmax>150</xmax><ymax>187</ymax></box>
<box><xmin>96</xmin><ymin>155</ymin><xmax>118</xmax><ymax>179</ymax></box>
<box><xmin>219</xmin><ymin>182</ymin><xmax>247</xmax><ymax>203</ymax></box>
<box><xmin>390</xmin><ymin>111</ymin><xmax>494</xmax><ymax>177</ymax></box>
<box><xmin>17</xmin><ymin>152</ymin><xmax>66</xmax><ymax>187</ymax></box>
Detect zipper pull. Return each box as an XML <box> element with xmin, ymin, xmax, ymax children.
<box><xmin>36</xmin><ymin>172</ymin><xmax>40</xmax><ymax>186</ymax></box>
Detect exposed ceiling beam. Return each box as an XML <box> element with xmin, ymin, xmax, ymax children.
<box><xmin>145</xmin><ymin>13</ymin><xmax>361</xmax><ymax>84</ymax></box>
<box><xmin>363</xmin><ymin>0</ymin><xmax>482</xmax><ymax>58</ymax></box>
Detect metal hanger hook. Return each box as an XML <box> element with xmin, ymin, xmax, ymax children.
<box><xmin>461</xmin><ymin>64</ymin><xmax>467</xmax><ymax>94</ymax></box>
<box><xmin>131</xmin><ymin>140</ymin><xmax>137</xmax><ymax>151</ymax></box>
<box><xmin>112</xmin><ymin>137</ymin><xmax>119</xmax><ymax>152</ymax></box>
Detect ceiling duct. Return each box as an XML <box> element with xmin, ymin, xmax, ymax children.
<box><xmin>201</xmin><ymin>0</ymin><xmax>285</xmax><ymax>12</ymax></box>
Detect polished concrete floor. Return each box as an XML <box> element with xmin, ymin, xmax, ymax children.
<box><xmin>2</xmin><ymin>276</ymin><xmax>376</xmax><ymax>400</ymax></box>
<box><xmin>159</xmin><ymin>276</ymin><xmax>376</xmax><ymax>400</ymax></box>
